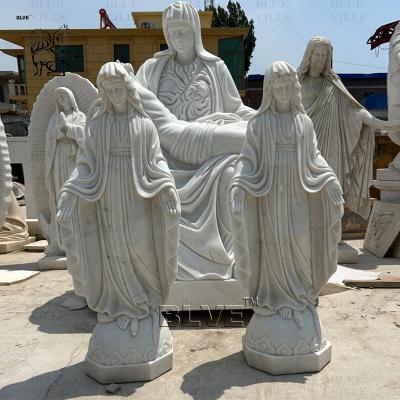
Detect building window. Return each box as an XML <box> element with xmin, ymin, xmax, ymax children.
<box><xmin>55</xmin><ymin>45</ymin><xmax>84</xmax><ymax>73</ymax></box>
<box><xmin>114</xmin><ymin>44</ymin><xmax>130</xmax><ymax>64</ymax></box>
<box><xmin>17</xmin><ymin>56</ymin><xmax>26</xmax><ymax>84</ymax></box>
<box><xmin>218</xmin><ymin>37</ymin><xmax>245</xmax><ymax>91</ymax></box>
<box><xmin>160</xmin><ymin>43</ymin><xmax>168</xmax><ymax>51</ymax></box>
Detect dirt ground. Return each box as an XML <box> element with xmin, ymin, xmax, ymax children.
<box><xmin>0</xmin><ymin>243</ymin><xmax>399</xmax><ymax>400</ymax></box>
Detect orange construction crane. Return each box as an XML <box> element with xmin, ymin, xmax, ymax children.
<box><xmin>99</xmin><ymin>8</ymin><xmax>117</xmax><ymax>29</ymax></box>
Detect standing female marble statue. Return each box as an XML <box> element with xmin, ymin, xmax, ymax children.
<box><xmin>136</xmin><ymin>1</ymin><xmax>255</xmax><ymax>280</ymax></box>
<box><xmin>45</xmin><ymin>87</ymin><xmax>85</xmax><ymax>255</ymax></box>
<box><xmin>231</xmin><ymin>61</ymin><xmax>343</xmax><ymax>374</ymax></box>
<box><xmin>298</xmin><ymin>36</ymin><xmax>400</xmax><ymax>219</ymax></box>
<box><xmin>57</xmin><ymin>62</ymin><xmax>180</xmax><ymax>382</ymax></box>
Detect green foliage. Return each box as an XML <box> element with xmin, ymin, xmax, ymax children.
<box><xmin>205</xmin><ymin>1</ymin><xmax>256</xmax><ymax>74</ymax></box>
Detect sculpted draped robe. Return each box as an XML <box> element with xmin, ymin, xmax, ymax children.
<box><xmin>60</xmin><ymin>107</ymin><xmax>179</xmax><ymax>319</ymax></box>
<box><xmin>137</xmin><ymin>54</ymin><xmax>255</xmax><ymax>280</ymax></box>
<box><xmin>231</xmin><ymin>111</ymin><xmax>342</xmax><ymax>313</ymax></box>
<box><xmin>302</xmin><ymin>76</ymin><xmax>374</xmax><ymax>220</ymax></box>
<box><xmin>45</xmin><ymin>110</ymin><xmax>86</xmax><ymax>252</ymax></box>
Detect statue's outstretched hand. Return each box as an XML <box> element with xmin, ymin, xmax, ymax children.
<box><xmin>162</xmin><ymin>187</ymin><xmax>180</xmax><ymax>216</ymax></box>
<box><xmin>57</xmin><ymin>191</ymin><xmax>77</xmax><ymax>222</ymax></box>
<box><xmin>325</xmin><ymin>181</ymin><xmax>344</xmax><ymax>207</ymax></box>
<box><xmin>230</xmin><ymin>186</ymin><xmax>245</xmax><ymax>213</ymax></box>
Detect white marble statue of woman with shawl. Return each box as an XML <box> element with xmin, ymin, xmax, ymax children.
<box><xmin>45</xmin><ymin>87</ymin><xmax>85</xmax><ymax>256</ymax></box>
<box><xmin>57</xmin><ymin>62</ymin><xmax>180</xmax><ymax>383</ymax></box>
<box><xmin>230</xmin><ymin>61</ymin><xmax>344</xmax><ymax>375</ymax></box>
<box><xmin>298</xmin><ymin>36</ymin><xmax>400</xmax><ymax>220</ymax></box>
<box><xmin>136</xmin><ymin>1</ymin><xmax>255</xmax><ymax>280</ymax></box>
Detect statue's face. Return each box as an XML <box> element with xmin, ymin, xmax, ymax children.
<box><xmin>103</xmin><ymin>78</ymin><xmax>128</xmax><ymax>111</ymax></box>
<box><xmin>57</xmin><ymin>91</ymin><xmax>72</xmax><ymax>112</ymax></box>
<box><xmin>168</xmin><ymin>22</ymin><xmax>195</xmax><ymax>55</ymax></box>
<box><xmin>272</xmin><ymin>75</ymin><xmax>293</xmax><ymax>106</ymax></box>
<box><xmin>310</xmin><ymin>44</ymin><xmax>329</xmax><ymax>75</ymax></box>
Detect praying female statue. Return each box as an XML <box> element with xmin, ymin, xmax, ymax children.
<box><xmin>230</xmin><ymin>61</ymin><xmax>343</xmax><ymax>374</ymax></box>
<box><xmin>136</xmin><ymin>1</ymin><xmax>255</xmax><ymax>280</ymax></box>
<box><xmin>298</xmin><ymin>36</ymin><xmax>400</xmax><ymax>219</ymax></box>
<box><xmin>57</xmin><ymin>62</ymin><xmax>180</xmax><ymax>381</ymax></box>
<box><xmin>45</xmin><ymin>87</ymin><xmax>86</xmax><ymax>256</ymax></box>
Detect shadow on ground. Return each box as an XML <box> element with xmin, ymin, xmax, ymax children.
<box><xmin>181</xmin><ymin>351</ymin><xmax>310</xmax><ymax>400</ymax></box>
<box><xmin>0</xmin><ymin>362</ymin><xmax>144</xmax><ymax>399</ymax></box>
<box><xmin>29</xmin><ymin>290</ymin><xmax>97</xmax><ymax>334</ymax></box>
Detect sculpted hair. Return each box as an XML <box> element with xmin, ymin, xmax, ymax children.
<box><xmin>297</xmin><ymin>36</ymin><xmax>339</xmax><ymax>82</ymax></box>
<box><xmin>258</xmin><ymin>61</ymin><xmax>305</xmax><ymax>115</ymax></box>
<box><xmin>96</xmin><ymin>61</ymin><xmax>146</xmax><ymax>116</ymax></box>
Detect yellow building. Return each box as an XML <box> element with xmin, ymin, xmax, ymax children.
<box><xmin>0</xmin><ymin>11</ymin><xmax>248</xmax><ymax>111</ymax></box>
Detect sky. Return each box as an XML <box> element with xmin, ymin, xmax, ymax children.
<box><xmin>0</xmin><ymin>0</ymin><xmax>397</xmax><ymax>75</ymax></box>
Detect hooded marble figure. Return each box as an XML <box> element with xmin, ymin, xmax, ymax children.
<box><xmin>136</xmin><ymin>1</ymin><xmax>255</xmax><ymax>280</ymax></box>
<box><xmin>45</xmin><ymin>87</ymin><xmax>86</xmax><ymax>255</ymax></box>
<box><xmin>57</xmin><ymin>62</ymin><xmax>180</xmax><ymax>382</ymax></box>
<box><xmin>230</xmin><ymin>61</ymin><xmax>343</xmax><ymax>375</ymax></box>
<box><xmin>298</xmin><ymin>36</ymin><xmax>400</xmax><ymax>220</ymax></box>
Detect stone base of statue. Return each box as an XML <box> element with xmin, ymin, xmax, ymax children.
<box><xmin>0</xmin><ymin>236</ymin><xmax>35</xmax><ymax>254</ymax></box>
<box><xmin>337</xmin><ymin>241</ymin><xmax>358</xmax><ymax>264</ymax></box>
<box><xmin>364</xmin><ymin>168</ymin><xmax>400</xmax><ymax>257</ymax></box>
<box><xmin>85</xmin><ymin>312</ymin><xmax>173</xmax><ymax>383</ymax></box>
<box><xmin>242</xmin><ymin>306</ymin><xmax>331</xmax><ymax>375</ymax></box>
<box><xmin>38</xmin><ymin>255</ymin><xmax>67</xmax><ymax>270</ymax></box>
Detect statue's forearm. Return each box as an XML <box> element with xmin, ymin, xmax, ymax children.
<box><xmin>211</xmin><ymin>121</ymin><xmax>248</xmax><ymax>156</ymax></box>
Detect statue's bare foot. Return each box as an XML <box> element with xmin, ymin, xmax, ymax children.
<box><xmin>117</xmin><ymin>315</ymin><xmax>131</xmax><ymax>330</ymax></box>
<box><xmin>129</xmin><ymin>318</ymin><xmax>139</xmax><ymax>336</ymax></box>
<box><xmin>278</xmin><ymin>307</ymin><xmax>292</xmax><ymax>320</ymax></box>
<box><xmin>97</xmin><ymin>312</ymin><xmax>115</xmax><ymax>323</ymax></box>
<box><xmin>293</xmin><ymin>310</ymin><xmax>304</xmax><ymax>327</ymax></box>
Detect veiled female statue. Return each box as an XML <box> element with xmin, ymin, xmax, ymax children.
<box><xmin>57</xmin><ymin>62</ymin><xmax>180</xmax><ymax>382</ymax></box>
<box><xmin>298</xmin><ymin>36</ymin><xmax>400</xmax><ymax>219</ymax></box>
<box><xmin>136</xmin><ymin>1</ymin><xmax>255</xmax><ymax>280</ymax></box>
<box><xmin>230</xmin><ymin>61</ymin><xmax>343</xmax><ymax>374</ymax></box>
<box><xmin>45</xmin><ymin>87</ymin><xmax>86</xmax><ymax>255</ymax></box>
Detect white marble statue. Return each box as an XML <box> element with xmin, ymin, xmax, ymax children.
<box><xmin>230</xmin><ymin>61</ymin><xmax>343</xmax><ymax>375</ymax></box>
<box><xmin>45</xmin><ymin>87</ymin><xmax>86</xmax><ymax>256</ymax></box>
<box><xmin>0</xmin><ymin>118</ymin><xmax>31</xmax><ymax>253</ymax></box>
<box><xmin>0</xmin><ymin>118</ymin><xmax>12</xmax><ymax>227</ymax></box>
<box><xmin>387</xmin><ymin>22</ymin><xmax>400</xmax><ymax>169</ymax></box>
<box><xmin>388</xmin><ymin>21</ymin><xmax>400</xmax><ymax>122</ymax></box>
<box><xmin>298</xmin><ymin>36</ymin><xmax>400</xmax><ymax>219</ymax></box>
<box><xmin>136</xmin><ymin>1</ymin><xmax>255</xmax><ymax>280</ymax></box>
<box><xmin>28</xmin><ymin>73</ymin><xmax>98</xmax><ymax>264</ymax></box>
<box><xmin>57</xmin><ymin>62</ymin><xmax>180</xmax><ymax>383</ymax></box>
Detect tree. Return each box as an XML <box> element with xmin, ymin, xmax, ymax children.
<box><xmin>205</xmin><ymin>1</ymin><xmax>256</xmax><ymax>75</ymax></box>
